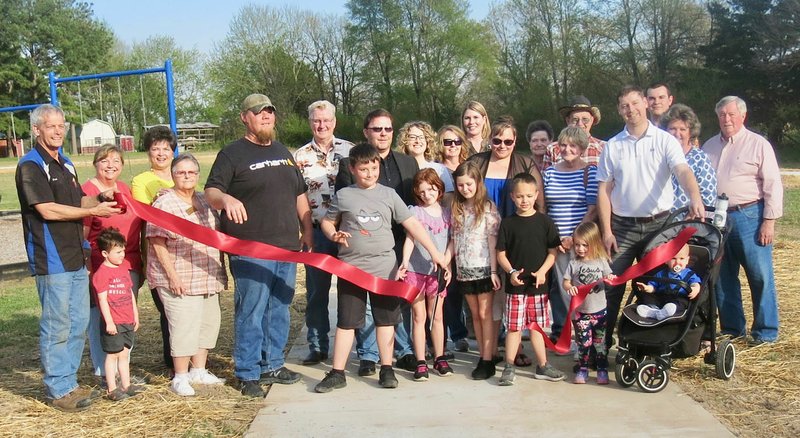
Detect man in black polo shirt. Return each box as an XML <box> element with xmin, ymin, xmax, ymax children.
<box><xmin>16</xmin><ymin>104</ymin><xmax>120</xmax><ymax>412</ymax></box>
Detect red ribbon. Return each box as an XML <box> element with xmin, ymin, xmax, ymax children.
<box><xmin>537</xmin><ymin>226</ymin><xmax>697</xmax><ymax>353</ymax></box>
<box><xmin>119</xmin><ymin>193</ymin><xmax>422</xmax><ymax>302</ymax></box>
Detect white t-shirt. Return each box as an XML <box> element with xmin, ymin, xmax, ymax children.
<box><xmin>596</xmin><ymin>122</ymin><xmax>687</xmax><ymax>217</ymax></box>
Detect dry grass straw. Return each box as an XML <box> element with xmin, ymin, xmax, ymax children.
<box><xmin>0</xmin><ymin>268</ymin><xmax>308</xmax><ymax>438</ymax></box>
<box><xmin>671</xmin><ymin>240</ymin><xmax>800</xmax><ymax>437</ymax></box>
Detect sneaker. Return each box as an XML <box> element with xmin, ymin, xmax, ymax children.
<box><xmin>260</xmin><ymin>367</ymin><xmax>301</xmax><ymax>385</ymax></box>
<box><xmin>396</xmin><ymin>354</ymin><xmax>417</xmax><ymax>372</ymax></box>
<box><xmin>454</xmin><ymin>338</ymin><xmax>469</xmax><ymax>352</ymax></box>
<box><xmin>413</xmin><ymin>362</ymin><xmax>429</xmax><ymax>381</ymax></box>
<box><xmin>49</xmin><ymin>387</ymin><xmax>94</xmax><ymax>412</ymax></box>
<box><xmin>314</xmin><ymin>371</ymin><xmax>346</xmax><ymax>393</ymax></box>
<box><xmin>124</xmin><ymin>384</ymin><xmax>146</xmax><ymax>396</ymax></box>
<box><xmin>443</xmin><ymin>350</ymin><xmax>455</xmax><ymax>360</ymax></box>
<box><xmin>574</xmin><ymin>368</ymin><xmax>588</xmax><ymax>384</ymax></box>
<box><xmin>433</xmin><ymin>357</ymin><xmax>454</xmax><ymax>376</ymax></box>
<box><xmin>171</xmin><ymin>377</ymin><xmax>196</xmax><ymax>397</ymax></box>
<box><xmin>535</xmin><ymin>363</ymin><xmax>566</xmax><ymax>382</ymax></box>
<box><xmin>190</xmin><ymin>368</ymin><xmax>225</xmax><ymax>385</ymax></box>
<box><xmin>471</xmin><ymin>359</ymin><xmax>490</xmax><ymax>380</ymax></box>
<box><xmin>499</xmin><ymin>364</ymin><xmax>516</xmax><ymax>386</ymax></box>
<box><xmin>130</xmin><ymin>374</ymin><xmax>149</xmax><ymax>385</ymax></box>
<box><xmin>379</xmin><ymin>367</ymin><xmax>398</xmax><ymax>389</ymax></box>
<box><xmin>106</xmin><ymin>387</ymin><xmax>130</xmax><ymax>402</ymax></box>
<box><xmin>596</xmin><ymin>369</ymin><xmax>609</xmax><ymax>385</ymax></box>
<box><xmin>302</xmin><ymin>351</ymin><xmax>328</xmax><ymax>365</ymax></box>
<box><xmin>239</xmin><ymin>380</ymin><xmax>265</xmax><ymax>398</ymax></box>
<box><xmin>358</xmin><ymin>360</ymin><xmax>376</xmax><ymax>377</ymax></box>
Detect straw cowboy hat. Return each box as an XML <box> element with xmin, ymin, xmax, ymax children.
<box><xmin>558</xmin><ymin>96</ymin><xmax>601</xmax><ymax>125</ymax></box>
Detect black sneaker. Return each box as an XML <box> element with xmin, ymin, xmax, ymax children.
<box><xmin>240</xmin><ymin>380</ymin><xmax>265</xmax><ymax>398</ymax></box>
<box><xmin>396</xmin><ymin>354</ymin><xmax>417</xmax><ymax>372</ymax></box>
<box><xmin>443</xmin><ymin>350</ymin><xmax>455</xmax><ymax>360</ymax></box>
<box><xmin>413</xmin><ymin>361</ymin><xmax>429</xmax><ymax>381</ymax></box>
<box><xmin>433</xmin><ymin>357</ymin><xmax>454</xmax><ymax>376</ymax></box>
<box><xmin>471</xmin><ymin>359</ymin><xmax>490</xmax><ymax>380</ymax></box>
<box><xmin>302</xmin><ymin>351</ymin><xmax>328</xmax><ymax>365</ymax></box>
<box><xmin>454</xmin><ymin>338</ymin><xmax>469</xmax><ymax>352</ymax></box>
<box><xmin>260</xmin><ymin>367</ymin><xmax>301</xmax><ymax>385</ymax></box>
<box><xmin>379</xmin><ymin>367</ymin><xmax>398</xmax><ymax>388</ymax></box>
<box><xmin>358</xmin><ymin>360</ymin><xmax>376</xmax><ymax>377</ymax></box>
<box><xmin>314</xmin><ymin>371</ymin><xmax>346</xmax><ymax>393</ymax></box>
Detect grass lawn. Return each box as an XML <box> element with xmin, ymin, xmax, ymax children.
<box><xmin>0</xmin><ymin>151</ymin><xmax>219</xmax><ymax>211</ymax></box>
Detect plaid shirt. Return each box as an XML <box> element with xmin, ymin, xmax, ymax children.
<box><xmin>294</xmin><ymin>137</ymin><xmax>354</xmax><ymax>224</ymax></box>
<box><xmin>146</xmin><ymin>190</ymin><xmax>227</xmax><ymax>295</ymax></box>
<box><xmin>543</xmin><ymin>136</ymin><xmax>606</xmax><ymax>168</ymax></box>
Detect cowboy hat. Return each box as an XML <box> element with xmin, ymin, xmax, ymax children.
<box><xmin>558</xmin><ymin>95</ymin><xmax>601</xmax><ymax>125</ymax></box>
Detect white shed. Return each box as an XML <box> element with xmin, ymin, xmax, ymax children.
<box><xmin>79</xmin><ymin>119</ymin><xmax>117</xmax><ymax>153</ymax></box>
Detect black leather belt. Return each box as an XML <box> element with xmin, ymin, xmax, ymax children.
<box><xmin>727</xmin><ymin>199</ymin><xmax>761</xmax><ymax>212</ymax></box>
<box><xmin>612</xmin><ymin>210</ymin><xmax>669</xmax><ymax>224</ymax></box>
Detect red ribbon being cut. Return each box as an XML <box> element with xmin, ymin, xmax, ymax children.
<box><xmin>539</xmin><ymin>226</ymin><xmax>697</xmax><ymax>353</ymax></box>
<box><xmin>120</xmin><ymin>193</ymin><xmax>423</xmax><ymax>303</ymax></box>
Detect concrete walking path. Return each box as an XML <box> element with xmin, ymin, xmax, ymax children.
<box><xmin>246</xmin><ymin>288</ymin><xmax>733</xmax><ymax>437</ymax></box>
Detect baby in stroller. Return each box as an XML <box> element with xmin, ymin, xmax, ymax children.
<box><xmin>634</xmin><ymin>244</ymin><xmax>701</xmax><ymax>321</ymax></box>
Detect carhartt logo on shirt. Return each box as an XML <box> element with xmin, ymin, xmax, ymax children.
<box><xmin>249</xmin><ymin>158</ymin><xmax>295</xmax><ymax>170</ymax></box>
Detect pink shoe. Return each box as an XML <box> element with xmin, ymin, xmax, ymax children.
<box><xmin>574</xmin><ymin>368</ymin><xmax>588</xmax><ymax>384</ymax></box>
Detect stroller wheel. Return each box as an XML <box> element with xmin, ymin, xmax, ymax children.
<box><xmin>615</xmin><ymin>357</ymin><xmax>638</xmax><ymax>388</ymax></box>
<box><xmin>636</xmin><ymin>360</ymin><xmax>669</xmax><ymax>393</ymax></box>
<box><xmin>715</xmin><ymin>339</ymin><xmax>736</xmax><ymax>380</ymax></box>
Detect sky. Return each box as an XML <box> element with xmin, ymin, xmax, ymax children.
<box><xmin>91</xmin><ymin>0</ymin><xmax>492</xmax><ymax>54</ymax></box>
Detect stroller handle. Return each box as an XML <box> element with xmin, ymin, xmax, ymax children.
<box><xmin>664</xmin><ymin>204</ymin><xmax>716</xmax><ymax>225</ymax></box>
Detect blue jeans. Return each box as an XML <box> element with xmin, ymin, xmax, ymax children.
<box><xmin>231</xmin><ymin>256</ymin><xmax>296</xmax><ymax>381</ymax></box>
<box><xmin>36</xmin><ymin>268</ymin><xmax>90</xmax><ymax>399</ymax></box>
<box><xmin>716</xmin><ymin>202</ymin><xmax>779</xmax><ymax>341</ymax></box>
<box><xmin>305</xmin><ymin>227</ymin><xmax>336</xmax><ymax>354</ymax></box>
<box><xmin>606</xmin><ymin>215</ymin><xmax>667</xmax><ymax>350</ymax></box>
<box><xmin>356</xmin><ymin>299</ymin><xmax>413</xmax><ymax>362</ymax></box>
<box><xmin>89</xmin><ymin>270</ymin><xmax>141</xmax><ymax>376</ymax></box>
<box><xmin>443</xmin><ymin>277</ymin><xmax>468</xmax><ymax>343</ymax></box>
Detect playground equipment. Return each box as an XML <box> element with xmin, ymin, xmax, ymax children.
<box><xmin>0</xmin><ymin>60</ymin><xmax>178</xmax><ymax>156</ymax></box>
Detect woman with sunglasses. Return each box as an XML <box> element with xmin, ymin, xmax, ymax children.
<box><xmin>436</xmin><ymin>125</ymin><xmax>471</xmax><ymax>174</ymax></box>
<box><xmin>467</xmin><ymin>117</ymin><xmax>546</xmax><ymax>368</ymax></box>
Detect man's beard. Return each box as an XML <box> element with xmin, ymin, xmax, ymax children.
<box><xmin>254</xmin><ymin>126</ymin><xmax>276</xmax><ymax>144</ymax></box>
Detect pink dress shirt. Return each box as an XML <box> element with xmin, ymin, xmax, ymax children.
<box><xmin>702</xmin><ymin>128</ymin><xmax>783</xmax><ymax>219</ymax></box>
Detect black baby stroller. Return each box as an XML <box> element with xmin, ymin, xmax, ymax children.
<box><xmin>614</xmin><ymin>212</ymin><xmax>736</xmax><ymax>393</ymax></box>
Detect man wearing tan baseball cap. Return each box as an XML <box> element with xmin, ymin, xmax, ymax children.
<box><xmin>205</xmin><ymin>93</ymin><xmax>313</xmax><ymax>397</ymax></box>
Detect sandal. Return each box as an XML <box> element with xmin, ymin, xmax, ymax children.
<box><xmin>514</xmin><ymin>352</ymin><xmax>532</xmax><ymax>367</ymax></box>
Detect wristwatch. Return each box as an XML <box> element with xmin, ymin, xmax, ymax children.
<box><xmin>508</xmin><ymin>268</ymin><xmax>519</xmax><ymax>275</ymax></box>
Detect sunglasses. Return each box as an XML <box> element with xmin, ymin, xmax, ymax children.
<box><xmin>442</xmin><ymin>139</ymin><xmax>463</xmax><ymax>147</ymax></box>
<box><xmin>367</xmin><ymin>126</ymin><xmax>394</xmax><ymax>133</ymax></box>
<box><xmin>491</xmin><ymin>138</ymin><xmax>515</xmax><ymax>146</ymax></box>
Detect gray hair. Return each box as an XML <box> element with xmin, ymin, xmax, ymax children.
<box><xmin>659</xmin><ymin>103</ymin><xmax>701</xmax><ymax>139</ymax></box>
<box><xmin>715</xmin><ymin>96</ymin><xmax>747</xmax><ymax>115</ymax></box>
<box><xmin>557</xmin><ymin>126</ymin><xmax>589</xmax><ymax>151</ymax></box>
<box><xmin>30</xmin><ymin>104</ymin><xmax>65</xmax><ymax>127</ymax></box>
<box><xmin>170</xmin><ymin>153</ymin><xmax>200</xmax><ymax>173</ymax></box>
<box><xmin>307</xmin><ymin>100</ymin><xmax>336</xmax><ymax>120</ymax></box>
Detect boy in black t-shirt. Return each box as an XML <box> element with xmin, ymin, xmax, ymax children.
<box><xmin>496</xmin><ymin>173</ymin><xmax>565</xmax><ymax>386</ymax></box>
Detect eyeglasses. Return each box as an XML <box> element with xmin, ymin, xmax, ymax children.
<box><xmin>442</xmin><ymin>139</ymin><xmax>463</xmax><ymax>147</ymax></box>
<box><xmin>174</xmin><ymin>170</ymin><xmax>199</xmax><ymax>177</ymax></box>
<box><xmin>569</xmin><ymin>117</ymin><xmax>593</xmax><ymax>126</ymax></box>
<box><xmin>491</xmin><ymin>138</ymin><xmax>515</xmax><ymax>146</ymax></box>
<box><xmin>407</xmin><ymin>134</ymin><xmax>426</xmax><ymax>142</ymax></box>
<box><xmin>367</xmin><ymin>126</ymin><xmax>393</xmax><ymax>133</ymax></box>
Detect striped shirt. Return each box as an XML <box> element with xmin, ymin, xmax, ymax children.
<box><xmin>543</xmin><ymin>166</ymin><xmax>598</xmax><ymax>237</ymax></box>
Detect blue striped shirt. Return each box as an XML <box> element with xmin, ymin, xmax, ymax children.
<box><xmin>543</xmin><ymin>166</ymin><xmax>598</xmax><ymax>238</ymax></box>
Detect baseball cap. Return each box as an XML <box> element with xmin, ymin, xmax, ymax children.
<box><xmin>241</xmin><ymin>94</ymin><xmax>276</xmax><ymax>113</ymax></box>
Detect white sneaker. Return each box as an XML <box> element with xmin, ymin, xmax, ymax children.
<box><xmin>190</xmin><ymin>368</ymin><xmax>225</xmax><ymax>385</ymax></box>
<box><xmin>171</xmin><ymin>376</ymin><xmax>195</xmax><ymax>396</ymax></box>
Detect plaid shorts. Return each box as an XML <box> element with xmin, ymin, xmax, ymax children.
<box><xmin>504</xmin><ymin>293</ymin><xmax>550</xmax><ymax>332</ymax></box>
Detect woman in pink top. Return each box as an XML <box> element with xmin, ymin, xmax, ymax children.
<box><xmin>82</xmin><ymin>144</ymin><xmax>144</xmax><ymax>382</ymax></box>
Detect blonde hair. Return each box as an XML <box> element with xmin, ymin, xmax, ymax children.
<box><xmin>572</xmin><ymin>222</ymin><xmax>610</xmax><ymax>261</ymax></box>
<box><xmin>436</xmin><ymin>125</ymin><xmax>471</xmax><ymax>163</ymax></box>
<box><xmin>451</xmin><ymin>161</ymin><xmax>491</xmax><ymax>230</ymax></box>
<box><xmin>397</xmin><ymin>121</ymin><xmax>437</xmax><ymax>161</ymax></box>
<box><xmin>461</xmin><ymin>101</ymin><xmax>491</xmax><ymax>141</ymax></box>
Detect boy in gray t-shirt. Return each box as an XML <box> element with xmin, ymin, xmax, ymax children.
<box><xmin>315</xmin><ymin>143</ymin><xmax>448</xmax><ymax>393</ymax></box>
